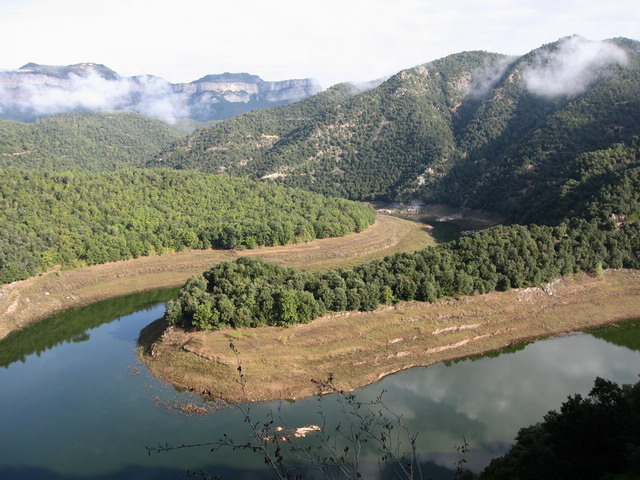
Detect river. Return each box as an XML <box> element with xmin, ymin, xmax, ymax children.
<box><xmin>0</xmin><ymin>290</ymin><xmax>639</xmax><ymax>479</ymax></box>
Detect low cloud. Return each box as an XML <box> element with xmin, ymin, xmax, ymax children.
<box><xmin>128</xmin><ymin>75</ymin><xmax>189</xmax><ymax>123</ymax></box>
<box><xmin>466</xmin><ymin>56</ymin><xmax>516</xmax><ymax>99</ymax></box>
<box><xmin>0</xmin><ymin>71</ymin><xmax>189</xmax><ymax>123</ymax></box>
<box><xmin>0</xmin><ymin>85</ymin><xmax>8</xmax><ymax>114</ymax></box>
<box><xmin>346</xmin><ymin>77</ymin><xmax>388</xmax><ymax>94</ymax></box>
<box><xmin>523</xmin><ymin>36</ymin><xmax>628</xmax><ymax>98</ymax></box>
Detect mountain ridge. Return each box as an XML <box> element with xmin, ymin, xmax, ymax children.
<box><xmin>0</xmin><ymin>111</ymin><xmax>186</xmax><ymax>171</ymax></box>
<box><xmin>151</xmin><ymin>36</ymin><xmax>640</xmax><ymax>225</ymax></box>
<box><xmin>0</xmin><ymin>63</ymin><xmax>321</xmax><ymax>123</ymax></box>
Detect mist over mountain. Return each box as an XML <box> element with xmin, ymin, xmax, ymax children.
<box><xmin>151</xmin><ymin>36</ymin><xmax>640</xmax><ymax>225</ymax></box>
<box><xmin>0</xmin><ymin>63</ymin><xmax>321</xmax><ymax>124</ymax></box>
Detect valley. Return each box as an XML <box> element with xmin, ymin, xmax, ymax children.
<box><xmin>0</xmin><ymin>213</ymin><xmax>435</xmax><ymax>340</ymax></box>
<box><xmin>1</xmin><ymin>34</ymin><xmax>640</xmax><ymax>479</ymax></box>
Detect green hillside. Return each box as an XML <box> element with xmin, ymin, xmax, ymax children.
<box><xmin>151</xmin><ymin>51</ymin><xmax>505</xmax><ymax>200</ymax></box>
<box><xmin>163</xmin><ymin>37</ymin><xmax>640</xmax><ymax>331</ymax></box>
<box><xmin>152</xmin><ymin>37</ymin><xmax>640</xmax><ymax>224</ymax></box>
<box><xmin>0</xmin><ymin>169</ymin><xmax>375</xmax><ymax>284</ymax></box>
<box><xmin>0</xmin><ymin>111</ymin><xmax>186</xmax><ymax>170</ymax></box>
<box><xmin>438</xmin><ymin>37</ymin><xmax>640</xmax><ymax>224</ymax></box>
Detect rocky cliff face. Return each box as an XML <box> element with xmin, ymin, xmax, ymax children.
<box><xmin>0</xmin><ymin>63</ymin><xmax>321</xmax><ymax>123</ymax></box>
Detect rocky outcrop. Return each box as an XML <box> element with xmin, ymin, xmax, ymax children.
<box><xmin>0</xmin><ymin>63</ymin><xmax>321</xmax><ymax>123</ymax></box>
<box><xmin>172</xmin><ymin>73</ymin><xmax>321</xmax><ymax>116</ymax></box>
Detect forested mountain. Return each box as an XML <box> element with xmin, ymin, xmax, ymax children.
<box><xmin>163</xmin><ymin>36</ymin><xmax>640</xmax><ymax>331</ymax></box>
<box><xmin>0</xmin><ymin>169</ymin><xmax>374</xmax><ymax>284</ymax></box>
<box><xmin>152</xmin><ymin>36</ymin><xmax>640</xmax><ymax>225</ymax></box>
<box><xmin>0</xmin><ymin>112</ymin><xmax>186</xmax><ymax>170</ymax></box>
<box><xmin>150</xmin><ymin>51</ymin><xmax>503</xmax><ymax>201</ymax></box>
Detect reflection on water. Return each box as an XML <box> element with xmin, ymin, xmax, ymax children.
<box><xmin>0</xmin><ymin>288</ymin><xmax>178</xmax><ymax>368</ymax></box>
<box><xmin>589</xmin><ymin>320</ymin><xmax>640</xmax><ymax>351</ymax></box>
<box><xmin>362</xmin><ymin>332</ymin><xmax>640</xmax><ymax>473</ymax></box>
<box><xmin>0</xmin><ymin>289</ymin><xmax>638</xmax><ymax>480</ymax></box>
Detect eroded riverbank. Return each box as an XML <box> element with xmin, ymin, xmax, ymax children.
<box><xmin>0</xmin><ymin>214</ymin><xmax>435</xmax><ymax>340</ymax></box>
<box><xmin>140</xmin><ymin>270</ymin><xmax>640</xmax><ymax>403</ymax></box>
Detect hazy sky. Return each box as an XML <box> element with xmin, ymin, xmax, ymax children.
<box><xmin>1</xmin><ymin>0</ymin><xmax>638</xmax><ymax>87</ymax></box>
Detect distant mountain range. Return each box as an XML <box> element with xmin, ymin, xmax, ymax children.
<box><xmin>0</xmin><ymin>63</ymin><xmax>321</xmax><ymax>123</ymax></box>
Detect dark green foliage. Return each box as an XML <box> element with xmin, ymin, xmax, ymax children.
<box><xmin>149</xmin><ymin>52</ymin><xmax>507</xmax><ymax>201</ymax></box>
<box><xmin>0</xmin><ymin>111</ymin><xmax>185</xmax><ymax>170</ymax></box>
<box><xmin>0</xmin><ymin>169</ymin><xmax>375</xmax><ymax>284</ymax></box>
<box><xmin>150</xmin><ymin>38</ymin><xmax>640</xmax><ymax>226</ymax></box>
<box><xmin>426</xmin><ymin>38</ymin><xmax>640</xmax><ymax>224</ymax></box>
<box><xmin>169</xmin><ymin>220</ymin><xmax>640</xmax><ymax>330</ymax></box>
<box><xmin>480</xmin><ymin>377</ymin><xmax>640</xmax><ymax>480</ymax></box>
<box><xmin>166</xmin><ymin>257</ymin><xmax>326</xmax><ymax>329</ymax></box>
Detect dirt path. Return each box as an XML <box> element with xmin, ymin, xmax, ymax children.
<box><xmin>0</xmin><ymin>214</ymin><xmax>434</xmax><ymax>340</ymax></box>
<box><xmin>141</xmin><ymin>270</ymin><xmax>640</xmax><ymax>403</ymax></box>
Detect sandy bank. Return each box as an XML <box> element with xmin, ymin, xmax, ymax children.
<box><xmin>0</xmin><ymin>214</ymin><xmax>434</xmax><ymax>340</ymax></box>
<box><xmin>140</xmin><ymin>270</ymin><xmax>640</xmax><ymax>403</ymax></box>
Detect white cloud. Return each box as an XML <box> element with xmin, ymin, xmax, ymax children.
<box><xmin>128</xmin><ymin>76</ymin><xmax>189</xmax><ymax>124</ymax></box>
<box><xmin>0</xmin><ymin>85</ymin><xmax>7</xmax><ymax>114</ymax></box>
<box><xmin>467</xmin><ymin>56</ymin><xmax>516</xmax><ymax>99</ymax></box>
<box><xmin>1</xmin><ymin>71</ymin><xmax>189</xmax><ymax>123</ymax></box>
<box><xmin>21</xmin><ymin>72</ymin><xmax>129</xmax><ymax>113</ymax></box>
<box><xmin>523</xmin><ymin>36</ymin><xmax>628</xmax><ymax>98</ymax></box>
<box><xmin>0</xmin><ymin>0</ymin><xmax>638</xmax><ymax>88</ymax></box>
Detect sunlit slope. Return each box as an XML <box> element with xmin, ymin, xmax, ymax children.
<box><xmin>153</xmin><ymin>37</ymin><xmax>640</xmax><ymax>224</ymax></box>
<box><xmin>151</xmin><ymin>51</ymin><xmax>505</xmax><ymax>199</ymax></box>
<box><xmin>0</xmin><ymin>169</ymin><xmax>375</xmax><ymax>284</ymax></box>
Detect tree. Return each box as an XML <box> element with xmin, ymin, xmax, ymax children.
<box><xmin>481</xmin><ymin>377</ymin><xmax>640</xmax><ymax>480</ymax></box>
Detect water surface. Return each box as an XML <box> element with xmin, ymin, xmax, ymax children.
<box><xmin>1</xmin><ymin>292</ymin><xmax>638</xmax><ymax>479</ymax></box>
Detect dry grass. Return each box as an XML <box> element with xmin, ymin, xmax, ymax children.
<box><xmin>0</xmin><ymin>214</ymin><xmax>434</xmax><ymax>340</ymax></box>
<box><xmin>141</xmin><ymin>270</ymin><xmax>640</xmax><ymax>403</ymax></box>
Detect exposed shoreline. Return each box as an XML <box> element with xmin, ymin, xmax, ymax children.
<box><xmin>139</xmin><ymin>270</ymin><xmax>640</xmax><ymax>404</ymax></box>
<box><xmin>0</xmin><ymin>214</ymin><xmax>435</xmax><ymax>341</ymax></box>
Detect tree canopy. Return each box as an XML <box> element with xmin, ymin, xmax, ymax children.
<box><xmin>481</xmin><ymin>377</ymin><xmax>640</xmax><ymax>480</ymax></box>
<box><xmin>0</xmin><ymin>111</ymin><xmax>186</xmax><ymax>171</ymax></box>
<box><xmin>0</xmin><ymin>169</ymin><xmax>375</xmax><ymax>284</ymax></box>
<box><xmin>167</xmin><ymin>220</ymin><xmax>639</xmax><ymax>330</ymax></box>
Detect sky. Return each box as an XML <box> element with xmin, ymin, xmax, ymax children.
<box><xmin>1</xmin><ymin>0</ymin><xmax>638</xmax><ymax>88</ymax></box>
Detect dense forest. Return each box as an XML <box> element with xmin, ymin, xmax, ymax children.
<box><xmin>166</xmin><ymin>220</ymin><xmax>639</xmax><ymax>329</ymax></box>
<box><xmin>2</xmin><ymin>37</ymin><xmax>639</xmax><ymax>329</ymax></box>
<box><xmin>480</xmin><ymin>377</ymin><xmax>640</xmax><ymax>480</ymax></box>
<box><xmin>149</xmin><ymin>51</ymin><xmax>505</xmax><ymax>201</ymax></box>
<box><xmin>2</xmin><ymin>38</ymin><xmax>639</xmax><ymax>480</ymax></box>
<box><xmin>150</xmin><ymin>37</ymin><xmax>640</xmax><ymax>223</ymax></box>
<box><xmin>161</xmin><ymin>37</ymin><xmax>640</xmax><ymax>331</ymax></box>
<box><xmin>0</xmin><ymin>111</ymin><xmax>186</xmax><ymax>171</ymax></box>
<box><xmin>0</xmin><ymin>169</ymin><xmax>375</xmax><ymax>284</ymax></box>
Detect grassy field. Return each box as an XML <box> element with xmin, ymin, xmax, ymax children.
<box><xmin>140</xmin><ymin>270</ymin><xmax>640</xmax><ymax>403</ymax></box>
<box><xmin>0</xmin><ymin>214</ymin><xmax>435</xmax><ymax>340</ymax></box>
